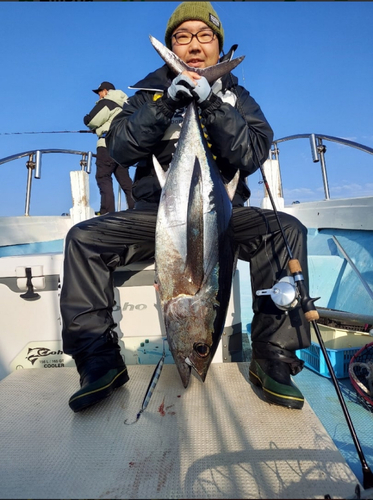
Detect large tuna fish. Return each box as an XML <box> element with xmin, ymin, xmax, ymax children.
<box><xmin>150</xmin><ymin>36</ymin><xmax>243</xmax><ymax>388</ymax></box>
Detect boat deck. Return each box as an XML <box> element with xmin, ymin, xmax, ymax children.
<box><xmin>0</xmin><ymin>363</ymin><xmax>361</xmax><ymax>499</ymax></box>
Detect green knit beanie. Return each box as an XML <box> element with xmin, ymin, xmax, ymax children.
<box><xmin>165</xmin><ymin>2</ymin><xmax>224</xmax><ymax>52</ymax></box>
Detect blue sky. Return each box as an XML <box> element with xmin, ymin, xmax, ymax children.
<box><xmin>1</xmin><ymin>1</ymin><xmax>372</xmax><ymax>216</ymax></box>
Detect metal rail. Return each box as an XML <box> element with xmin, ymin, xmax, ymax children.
<box><xmin>271</xmin><ymin>134</ymin><xmax>373</xmax><ymax>201</ymax></box>
<box><xmin>272</xmin><ymin>134</ymin><xmax>373</xmax><ymax>155</ymax></box>
<box><xmin>0</xmin><ymin>149</ymin><xmax>93</xmax><ymax>216</ymax></box>
<box><xmin>0</xmin><ymin>148</ymin><xmax>94</xmax><ymax>167</ymax></box>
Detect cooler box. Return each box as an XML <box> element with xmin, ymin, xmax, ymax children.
<box><xmin>0</xmin><ymin>253</ymin><xmax>74</xmax><ymax>380</ymax></box>
<box><xmin>0</xmin><ymin>256</ymin><xmax>243</xmax><ymax>380</ymax></box>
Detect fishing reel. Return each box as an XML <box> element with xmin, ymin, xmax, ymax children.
<box><xmin>256</xmin><ymin>276</ymin><xmax>300</xmax><ymax>312</ymax></box>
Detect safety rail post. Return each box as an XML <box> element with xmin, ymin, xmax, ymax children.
<box><xmin>317</xmin><ymin>137</ymin><xmax>330</xmax><ymax>200</ymax></box>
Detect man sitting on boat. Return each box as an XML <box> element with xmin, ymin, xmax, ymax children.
<box><xmin>60</xmin><ymin>1</ymin><xmax>311</xmax><ymax>413</ymax></box>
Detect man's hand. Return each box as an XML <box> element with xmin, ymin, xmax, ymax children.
<box><xmin>168</xmin><ymin>73</ymin><xmax>211</xmax><ymax>104</ymax></box>
<box><xmin>190</xmin><ymin>76</ymin><xmax>211</xmax><ymax>104</ymax></box>
<box><xmin>167</xmin><ymin>74</ymin><xmax>194</xmax><ymax>102</ymax></box>
<box><xmin>164</xmin><ymin>72</ymin><xmax>212</xmax><ymax>113</ymax></box>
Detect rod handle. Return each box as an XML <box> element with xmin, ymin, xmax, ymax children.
<box><xmin>288</xmin><ymin>259</ymin><xmax>320</xmax><ymax>322</ymax></box>
<box><xmin>288</xmin><ymin>259</ymin><xmax>302</xmax><ymax>274</ymax></box>
<box><xmin>305</xmin><ymin>310</ymin><xmax>320</xmax><ymax>321</ymax></box>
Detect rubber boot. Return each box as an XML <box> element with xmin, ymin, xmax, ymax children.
<box><xmin>69</xmin><ymin>337</ymin><xmax>129</xmax><ymax>412</ymax></box>
<box><xmin>249</xmin><ymin>358</ymin><xmax>304</xmax><ymax>409</ymax></box>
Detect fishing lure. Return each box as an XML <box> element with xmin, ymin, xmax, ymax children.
<box><xmin>124</xmin><ymin>338</ymin><xmax>167</xmax><ymax>425</ymax></box>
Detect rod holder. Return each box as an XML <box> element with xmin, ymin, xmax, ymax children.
<box><xmin>271</xmin><ymin>143</ymin><xmax>279</xmax><ymax>161</ymax></box>
<box><xmin>24</xmin><ymin>154</ymin><xmax>35</xmax><ymax>216</ymax></box>
<box><xmin>80</xmin><ymin>152</ymin><xmax>93</xmax><ymax>173</ymax></box>
<box><xmin>86</xmin><ymin>151</ymin><xmax>92</xmax><ymax>174</ymax></box>
<box><xmin>34</xmin><ymin>150</ymin><xmax>42</xmax><ymax>179</ymax></box>
<box><xmin>309</xmin><ymin>134</ymin><xmax>319</xmax><ymax>163</ymax></box>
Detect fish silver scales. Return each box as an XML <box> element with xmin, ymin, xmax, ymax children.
<box><xmin>151</xmin><ymin>36</ymin><xmax>241</xmax><ymax>387</ymax></box>
<box><xmin>154</xmin><ymin>103</ymin><xmax>237</xmax><ymax>388</ymax></box>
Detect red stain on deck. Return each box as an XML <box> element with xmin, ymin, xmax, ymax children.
<box><xmin>158</xmin><ymin>397</ymin><xmax>166</xmax><ymax>416</ymax></box>
<box><xmin>158</xmin><ymin>398</ymin><xmax>175</xmax><ymax>416</ymax></box>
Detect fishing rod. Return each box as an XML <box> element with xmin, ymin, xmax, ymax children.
<box><xmin>259</xmin><ymin>167</ymin><xmax>373</xmax><ymax>490</ymax></box>
<box><xmin>225</xmin><ymin>49</ymin><xmax>373</xmax><ymax>489</ymax></box>
<box><xmin>0</xmin><ymin>130</ymin><xmax>93</xmax><ymax>136</ymax></box>
<box><xmin>258</xmin><ymin>146</ymin><xmax>373</xmax><ymax>490</ymax></box>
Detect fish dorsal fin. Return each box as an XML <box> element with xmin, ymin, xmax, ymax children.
<box><xmin>149</xmin><ymin>35</ymin><xmax>245</xmax><ymax>82</ymax></box>
<box><xmin>225</xmin><ymin>170</ymin><xmax>240</xmax><ymax>202</ymax></box>
<box><xmin>152</xmin><ymin>154</ymin><xmax>167</xmax><ymax>189</ymax></box>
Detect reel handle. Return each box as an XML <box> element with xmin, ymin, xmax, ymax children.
<box><xmin>288</xmin><ymin>259</ymin><xmax>319</xmax><ymax>322</ymax></box>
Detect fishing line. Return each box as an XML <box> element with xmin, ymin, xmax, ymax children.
<box><xmin>0</xmin><ymin>130</ymin><xmax>93</xmax><ymax>136</ymax></box>
<box><xmin>222</xmin><ymin>47</ymin><xmax>276</xmax><ymax>281</ymax></box>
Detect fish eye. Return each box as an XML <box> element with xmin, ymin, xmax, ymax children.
<box><xmin>193</xmin><ymin>342</ymin><xmax>210</xmax><ymax>358</ymax></box>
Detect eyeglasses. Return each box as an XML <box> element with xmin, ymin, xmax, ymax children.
<box><xmin>172</xmin><ymin>29</ymin><xmax>216</xmax><ymax>46</ymax></box>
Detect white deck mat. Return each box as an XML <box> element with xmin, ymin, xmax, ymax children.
<box><xmin>0</xmin><ymin>363</ymin><xmax>361</xmax><ymax>499</ymax></box>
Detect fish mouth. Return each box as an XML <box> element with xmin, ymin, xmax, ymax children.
<box><xmin>176</xmin><ymin>358</ymin><xmax>192</xmax><ymax>388</ymax></box>
<box><xmin>176</xmin><ymin>343</ymin><xmax>211</xmax><ymax>388</ymax></box>
<box><xmin>182</xmin><ymin>343</ymin><xmax>211</xmax><ymax>385</ymax></box>
<box><xmin>185</xmin><ymin>356</ymin><xmax>208</xmax><ymax>384</ymax></box>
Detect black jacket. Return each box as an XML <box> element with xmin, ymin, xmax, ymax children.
<box><xmin>106</xmin><ymin>64</ymin><xmax>273</xmax><ymax>208</ymax></box>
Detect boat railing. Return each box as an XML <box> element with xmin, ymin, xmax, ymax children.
<box><xmin>271</xmin><ymin>134</ymin><xmax>373</xmax><ymax>200</ymax></box>
<box><xmin>0</xmin><ymin>149</ymin><xmax>94</xmax><ymax>216</ymax></box>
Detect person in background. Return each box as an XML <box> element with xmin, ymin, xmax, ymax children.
<box><xmin>84</xmin><ymin>81</ymin><xmax>134</xmax><ymax>214</ymax></box>
<box><xmin>61</xmin><ymin>2</ymin><xmax>311</xmax><ymax>413</ymax></box>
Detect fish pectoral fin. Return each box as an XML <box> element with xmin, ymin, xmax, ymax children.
<box><xmin>152</xmin><ymin>155</ymin><xmax>167</xmax><ymax>188</ymax></box>
<box><xmin>185</xmin><ymin>157</ymin><xmax>204</xmax><ymax>289</ymax></box>
<box><xmin>225</xmin><ymin>169</ymin><xmax>240</xmax><ymax>202</ymax></box>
